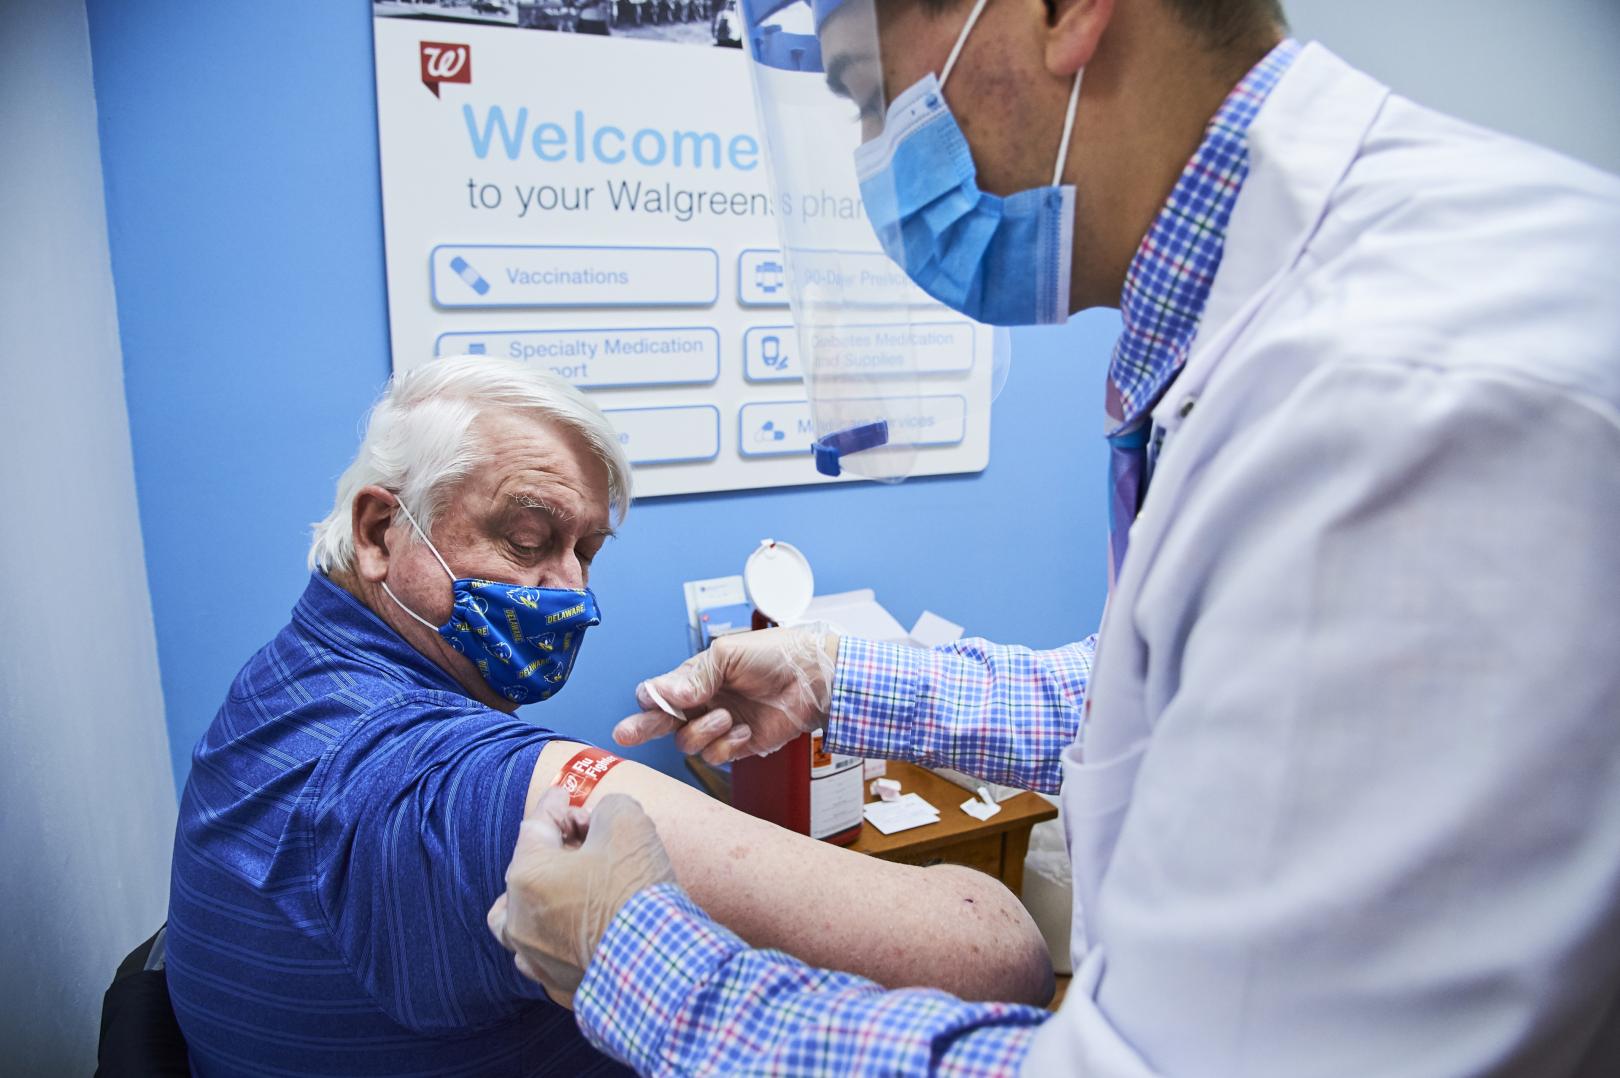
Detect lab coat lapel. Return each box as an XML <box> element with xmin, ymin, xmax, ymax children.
<box><xmin>1026</xmin><ymin>46</ymin><xmax>1394</xmax><ymax>1077</ymax></box>
<box><xmin>1084</xmin><ymin>43</ymin><xmax>1391</xmax><ymax>769</ymax></box>
<box><xmin>1175</xmin><ymin>44</ymin><xmax>1391</xmax><ymax>408</ymax></box>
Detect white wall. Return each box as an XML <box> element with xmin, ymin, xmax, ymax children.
<box><xmin>1287</xmin><ymin>0</ymin><xmax>1620</xmax><ymax>176</ymax></box>
<box><xmin>0</xmin><ymin>1</ymin><xmax>178</xmax><ymax>1072</ymax></box>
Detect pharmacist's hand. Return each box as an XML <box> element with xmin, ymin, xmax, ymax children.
<box><xmin>614</xmin><ymin>628</ymin><xmax>839</xmax><ymax>764</ymax></box>
<box><xmin>487</xmin><ymin>787</ymin><xmax>675</xmax><ymax>1008</ymax></box>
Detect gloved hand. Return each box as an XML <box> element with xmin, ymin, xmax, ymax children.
<box><xmin>613</xmin><ymin>627</ymin><xmax>839</xmax><ymax>764</ymax></box>
<box><xmin>487</xmin><ymin>786</ymin><xmax>675</xmax><ymax>1008</ymax></box>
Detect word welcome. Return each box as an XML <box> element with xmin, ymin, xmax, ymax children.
<box><xmin>464</xmin><ymin>105</ymin><xmax>760</xmax><ymax>171</ymax></box>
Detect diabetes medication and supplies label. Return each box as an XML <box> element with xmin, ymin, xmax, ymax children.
<box><xmin>373</xmin><ymin>15</ymin><xmax>991</xmax><ymax>497</ymax></box>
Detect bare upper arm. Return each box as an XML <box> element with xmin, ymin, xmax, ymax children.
<box><xmin>528</xmin><ymin>741</ymin><xmax>1052</xmax><ymax>1004</ymax></box>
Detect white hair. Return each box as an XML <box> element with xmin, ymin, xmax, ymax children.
<box><xmin>308</xmin><ymin>356</ymin><xmax>632</xmax><ymax>574</ymax></box>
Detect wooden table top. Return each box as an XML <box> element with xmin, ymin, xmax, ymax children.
<box><xmin>851</xmin><ymin>762</ymin><xmax>1057</xmax><ymax>857</ymax></box>
<box><xmin>685</xmin><ymin>756</ymin><xmax>1057</xmax><ymax>852</ymax></box>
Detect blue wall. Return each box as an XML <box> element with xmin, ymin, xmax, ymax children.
<box><xmin>87</xmin><ymin>1</ymin><xmax>1115</xmax><ymax>790</ymax></box>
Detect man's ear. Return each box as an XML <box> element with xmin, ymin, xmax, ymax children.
<box><xmin>351</xmin><ymin>485</ymin><xmax>399</xmax><ymax>584</ymax></box>
<box><xmin>1045</xmin><ymin>0</ymin><xmax>1113</xmax><ymax>77</ymax></box>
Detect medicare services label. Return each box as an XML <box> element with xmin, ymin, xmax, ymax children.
<box><xmin>437</xmin><ymin>328</ymin><xmax>720</xmax><ymax>388</ymax></box>
<box><xmin>431</xmin><ymin>244</ymin><xmax>719</xmax><ymax>308</ymax></box>
<box><xmin>738</xmin><ymin>396</ymin><xmax>967</xmax><ymax>458</ymax></box>
<box><xmin>604</xmin><ymin>405</ymin><xmax>721</xmax><ymax>466</ymax></box>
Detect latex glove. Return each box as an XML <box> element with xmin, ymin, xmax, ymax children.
<box><xmin>487</xmin><ymin>786</ymin><xmax>675</xmax><ymax>1008</ymax></box>
<box><xmin>614</xmin><ymin>627</ymin><xmax>839</xmax><ymax>764</ymax></box>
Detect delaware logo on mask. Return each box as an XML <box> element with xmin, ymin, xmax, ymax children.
<box><xmin>440</xmin><ymin>579</ymin><xmax>600</xmax><ymax>704</ymax></box>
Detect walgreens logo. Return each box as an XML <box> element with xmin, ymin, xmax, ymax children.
<box><xmin>420</xmin><ymin>42</ymin><xmax>471</xmax><ymax>97</ymax></box>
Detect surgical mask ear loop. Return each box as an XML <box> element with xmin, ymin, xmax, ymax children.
<box><xmin>381</xmin><ymin>496</ymin><xmax>457</xmax><ymax>632</ymax></box>
<box><xmin>1052</xmin><ymin>68</ymin><xmax>1083</xmax><ymax>185</ymax></box>
<box><xmin>935</xmin><ymin>0</ymin><xmax>1082</xmax><ymax>186</ymax></box>
<box><xmin>939</xmin><ymin>0</ymin><xmax>993</xmax><ymax>89</ymax></box>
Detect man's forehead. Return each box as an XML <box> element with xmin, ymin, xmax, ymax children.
<box><xmin>458</xmin><ymin>412</ymin><xmax>612</xmax><ymax>527</ymax></box>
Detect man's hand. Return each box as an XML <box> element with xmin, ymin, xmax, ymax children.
<box><xmin>613</xmin><ymin>628</ymin><xmax>840</xmax><ymax>764</ymax></box>
<box><xmin>487</xmin><ymin>786</ymin><xmax>675</xmax><ymax>1007</ymax></box>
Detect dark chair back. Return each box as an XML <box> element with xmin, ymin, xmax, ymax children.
<box><xmin>95</xmin><ymin>925</ymin><xmax>189</xmax><ymax>1077</ymax></box>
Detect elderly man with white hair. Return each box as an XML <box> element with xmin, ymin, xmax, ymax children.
<box><xmin>163</xmin><ymin>356</ymin><xmax>1052</xmax><ymax>1077</ymax></box>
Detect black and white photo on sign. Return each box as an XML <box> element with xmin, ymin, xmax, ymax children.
<box><xmin>375</xmin><ymin>0</ymin><xmax>746</xmax><ymax>47</ymax></box>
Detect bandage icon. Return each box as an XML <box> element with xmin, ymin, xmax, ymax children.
<box><xmin>449</xmin><ymin>256</ymin><xmax>491</xmax><ymax>296</ymax></box>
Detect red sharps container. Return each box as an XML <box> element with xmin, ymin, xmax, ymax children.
<box><xmin>729</xmin><ymin>540</ymin><xmax>864</xmax><ymax>845</ymax></box>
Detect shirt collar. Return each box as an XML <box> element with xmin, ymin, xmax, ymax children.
<box><xmin>1105</xmin><ymin>37</ymin><xmax>1301</xmax><ymax>435</ymax></box>
<box><xmin>294</xmin><ymin>571</ymin><xmax>470</xmax><ymax>697</ymax></box>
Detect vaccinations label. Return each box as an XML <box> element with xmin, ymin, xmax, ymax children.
<box><xmin>431</xmin><ymin>245</ymin><xmax>718</xmax><ymax>308</ymax></box>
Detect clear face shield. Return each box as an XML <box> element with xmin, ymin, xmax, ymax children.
<box><xmin>740</xmin><ymin>0</ymin><xmax>1012</xmax><ymax>482</ymax></box>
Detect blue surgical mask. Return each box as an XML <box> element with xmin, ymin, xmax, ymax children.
<box><xmin>381</xmin><ymin>500</ymin><xmax>600</xmax><ymax>705</ymax></box>
<box><xmin>853</xmin><ymin>0</ymin><xmax>1082</xmax><ymax>326</ymax></box>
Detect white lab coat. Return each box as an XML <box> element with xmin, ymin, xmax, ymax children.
<box><xmin>1023</xmin><ymin>44</ymin><xmax>1620</xmax><ymax>1077</ymax></box>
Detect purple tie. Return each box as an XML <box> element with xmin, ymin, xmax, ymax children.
<box><xmin>1106</xmin><ymin>420</ymin><xmax>1151</xmax><ymax>587</ymax></box>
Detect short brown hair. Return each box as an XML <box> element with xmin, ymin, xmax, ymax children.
<box><xmin>1158</xmin><ymin>0</ymin><xmax>1287</xmax><ymax>49</ymax></box>
<box><xmin>921</xmin><ymin>0</ymin><xmax>1288</xmax><ymax>53</ymax></box>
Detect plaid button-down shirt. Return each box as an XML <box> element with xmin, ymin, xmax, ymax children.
<box><xmin>575</xmin><ymin>41</ymin><xmax>1300</xmax><ymax>1077</ymax></box>
<box><xmin>1107</xmin><ymin>38</ymin><xmax>1301</xmax><ymax>579</ymax></box>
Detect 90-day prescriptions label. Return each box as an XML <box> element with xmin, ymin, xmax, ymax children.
<box><xmin>372</xmin><ymin>3</ymin><xmax>992</xmax><ymax>496</ymax></box>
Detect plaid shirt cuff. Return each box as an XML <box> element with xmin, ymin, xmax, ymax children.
<box><xmin>827</xmin><ymin>635</ymin><xmax>1093</xmax><ymax>794</ymax></box>
<box><xmin>574</xmin><ymin>882</ymin><xmax>1046</xmax><ymax>1077</ymax></box>
<box><xmin>574</xmin><ymin>882</ymin><xmax>731</xmax><ymax>1071</ymax></box>
<box><xmin>826</xmin><ymin>636</ymin><xmax>929</xmax><ymax>762</ymax></box>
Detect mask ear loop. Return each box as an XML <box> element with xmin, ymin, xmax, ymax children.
<box><xmin>1052</xmin><ymin>67</ymin><xmax>1083</xmax><ymax>186</ymax></box>
<box><xmin>392</xmin><ymin>498</ymin><xmax>457</xmax><ymax>581</ymax></box>
<box><xmin>939</xmin><ymin>0</ymin><xmax>993</xmax><ymax>90</ymax></box>
<box><xmin>381</xmin><ymin>496</ymin><xmax>458</xmax><ymax>632</ymax></box>
<box><xmin>936</xmin><ymin>0</ymin><xmax>1082</xmax><ymax>187</ymax></box>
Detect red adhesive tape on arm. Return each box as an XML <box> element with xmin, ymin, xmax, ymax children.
<box><xmin>556</xmin><ymin>746</ymin><xmax>623</xmax><ymax>807</ymax></box>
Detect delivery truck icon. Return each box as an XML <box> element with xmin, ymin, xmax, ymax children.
<box><xmin>754</xmin><ymin>259</ymin><xmax>784</xmax><ymax>295</ymax></box>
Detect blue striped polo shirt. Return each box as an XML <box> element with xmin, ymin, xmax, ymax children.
<box><xmin>166</xmin><ymin>572</ymin><xmax>629</xmax><ymax>1076</ymax></box>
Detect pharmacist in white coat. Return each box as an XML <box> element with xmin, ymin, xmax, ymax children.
<box><xmin>485</xmin><ymin>0</ymin><xmax>1620</xmax><ymax>1073</ymax></box>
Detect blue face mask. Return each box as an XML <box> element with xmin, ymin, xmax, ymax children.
<box><xmin>852</xmin><ymin>0</ymin><xmax>1082</xmax><ymax>327</ymax></box>
<box><xmin>381</xmin><ymin>500</ymin><xmax>601</xmax><ymax>706</ymax></box>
